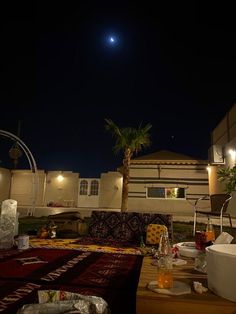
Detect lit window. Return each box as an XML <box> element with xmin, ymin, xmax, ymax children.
<box><xmin>147</xmin><ymin>187</ymin><xmax>186</xmax><ymax>199</ymax></box>
<box><xmin>80</xmin><ymin>180</ymin><xmax>88</xmax><ymax>195</ymax></box>
<box><xmin>90</xmin><ymin>180</ymin><xmax>99</xmax><ymax>195</ymax></box>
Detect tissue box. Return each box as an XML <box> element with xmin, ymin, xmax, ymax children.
<box><xmin>214</xmin><ymin>232</ymin><xmax>234</xmax><ymax>244</ymax></box>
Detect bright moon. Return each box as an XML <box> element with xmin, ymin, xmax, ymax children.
<box><xmin>107</xmin><ymin>35</ymin><xmax>117</xmax><ymax>45</ymax></box>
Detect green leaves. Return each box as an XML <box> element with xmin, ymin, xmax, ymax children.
<box><xmin>217</xmin><ymin>165</ymin><xmax>236</xmax><ymax>194</ymax></box>
<box><xmin>104</xmin><ymin>119</ymin><xmax>152</xmax><ymax>156</ymax></box>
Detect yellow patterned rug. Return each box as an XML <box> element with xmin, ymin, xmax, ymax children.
<box><xmin>29</xmin><ymin>238</ymin><xmax>142</xmax><ymax>255</ymax></box>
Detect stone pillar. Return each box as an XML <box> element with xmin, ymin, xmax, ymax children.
<box><xmin>0</xmin><ymin>199</ymin><xmax>17</xmax><ymax>249</ymax></box>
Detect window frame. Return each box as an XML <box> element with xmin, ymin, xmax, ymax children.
<box><xmin>90</xmin><ymin>180</ymin><xmax>99</xmax><ymax>196</ymax></box>
<box><xmin>146</xmin><ymin>186</ymin><xmax>186</xmax><ymax>200</ymax></box>
<box><xmin>79</xmin><ymin>180</ymin><xmax>88</xmax><ymax>195</ymax></box>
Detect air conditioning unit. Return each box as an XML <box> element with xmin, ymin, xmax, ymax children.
<box><xmin>208</xmin><ymin>145</ymin><xmax>224</xmax><ymax>164</ymax></box>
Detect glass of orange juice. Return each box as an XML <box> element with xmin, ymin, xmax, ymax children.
<box><xmin>157</xmin><ymin>268</ymin><xmax>173</xmax><ymax>289</ymax></box>
<box><xmin>156</xmin><ymin>231</ymin><xmax>173</xmax><ymax>289</ymax></box>
<box><xmin>156</xmin><ymin>255</ymin><xmax>173</xmax><ymax>289</ymax></box>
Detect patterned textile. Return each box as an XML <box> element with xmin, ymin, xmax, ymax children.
<box><xmin>0</xmin><ymin>248</ymin><xmax>143</xmax><ymax>314</ymax></box>
<box><xmin>88</xmin><ymin>211</ymin><xmax>173</xmax><ymax>244</ymax></box>
<box><xmin>29</xmin><ymin>238</ymin><xmax>142</xmax><ymax>255</ymax></box>
<box><xmin>146</xmin><ymin>224</ymin><xmax>167</xmax><ymax>245</ymax></box>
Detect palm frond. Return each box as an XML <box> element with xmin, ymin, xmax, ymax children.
<box><xmin>105</xmin><ymin>118</ymin><xmax>152</xmax><ymax>156</ymax></box>
<box><xmin>104</xmin><ymin>119</ymin><xmax>122</xmax><ymax>138</ymax></box>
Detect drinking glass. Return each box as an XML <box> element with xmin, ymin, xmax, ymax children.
<box><xmin>156</xmin><ymin>232</ymin><xmax>173</xmax><ymax>289</ymax></box>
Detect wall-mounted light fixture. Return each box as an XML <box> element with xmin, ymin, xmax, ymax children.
<box><xmin>206</xmin><ymin>164</ymin><xmax>211</xmax><ymax>173</ymax></box>
<box><xmin>57</xmin><ymin>174</ymin><xmax>64</xmax><ymax>182</ymax></box>
<box><xmin>229</xmin><ymin>149</ymin><xmax>236</xmax><ymax>162</ymax></box>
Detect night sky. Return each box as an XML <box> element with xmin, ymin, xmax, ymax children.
<box><xmin>1</xmin><ymin>2</ymin><xmax>236</xmax><ymax>177</ymax></box>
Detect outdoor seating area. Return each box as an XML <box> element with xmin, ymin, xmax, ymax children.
<box><xmin>0</xmin><ymin>209</ymin><xmax>236</xmax><ymax>313</ymax></box>
<box><xmin>20</xmin><ymin>210</ymin><xmax>173</xmax><ymax>245</ymax></box>
<box><xmin>0</xmin><ymin>211</ymin><xmax>173</xmax><ymax>313</ymax></box>
<box><xmin>1</xmin><ymin>4</ymin><xmax>236</xmax><ymax>313</ymax></box>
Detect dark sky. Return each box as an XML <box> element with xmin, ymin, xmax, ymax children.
<box><xmin>1</xmin><ymin>1</ymin><xmax>236</xmax><ymax>177</ymax></box>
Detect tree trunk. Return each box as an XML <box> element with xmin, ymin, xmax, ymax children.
<box><xmin>121</xmin><ymin>148</ymin><xmax>131</xmax><ymax>212</ymax></box>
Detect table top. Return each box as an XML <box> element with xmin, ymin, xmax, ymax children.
<box><xmin>136</xmin><ymin>255</ymin><xmax>236</xmax><ymax>314</ymax></box>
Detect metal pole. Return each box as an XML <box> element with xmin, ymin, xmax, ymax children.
<box><xmin>0</xmin><ymin>129</ymin><xmax>38</xmax><ymax>216</ymax></box>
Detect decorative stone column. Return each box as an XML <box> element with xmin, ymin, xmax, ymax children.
<box><xmin>0</xmin><ymin>199</ymin><xmax>17</xmax><ymax>249</ymax></box>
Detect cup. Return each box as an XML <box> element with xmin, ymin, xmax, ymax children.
<box><xmin>15</xmin><ymin>235</ymin><xmax>29</xmax><ymax>250</ymax></box>
<box><xmin>156</xmin><ymin>255</ymin><xmax>173</xmax><ymax>289</ymax></box>
<box><xmin>195</xmin><ymin>231</ymin><xmax>206</xmax><ymax>251</ymax></box>
<box><xmin>194</xmin><ymin>252</ymin><xmax>207</xmax><ymax>273</ymax></box>
<box><xmin>157</xmin><ymin>267</ymin><xmax>173</xmax><ymax>289</ymax></box>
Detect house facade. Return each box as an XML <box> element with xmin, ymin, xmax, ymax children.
<box><xmin>1</xmin><ymin>104</ymin><xmax>235</xmax><ymax>218</ymax></box>
<box><xmin>0</xmin><ymin>150</ymin><xmax>210</xmax><ymax>217</ymax></box>
<box><xmin>0</xmin><ymin>168</ymin><xmax>122</xmax><ymax>217</ymax></box>
<box><xmin>127</xmin><ymin>150</ymin><xmax>209</xmax><ymax>214</ymax></box>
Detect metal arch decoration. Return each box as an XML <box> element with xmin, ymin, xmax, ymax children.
<box><xmin>0</xmin><ymin>129</ymin><xmax>38</xmax><ymax>216</ymax></box>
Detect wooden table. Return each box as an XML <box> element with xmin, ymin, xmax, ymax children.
<box><xmin>136</xmin><ymin>256</ymin><xmax>236</xmax><ymax>314</ymax></box>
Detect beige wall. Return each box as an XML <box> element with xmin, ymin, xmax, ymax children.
<box><xmin>99</xmin><ymin>171</ymin><xmax>122</xmax><ymax>209</ymax></box>
<box><xmin>209</xmin><ymin>103</ymin><xmax>236</xmax><ymax>216</ymax></box>
<box><xmin>0</xmin><ymin>167</ymin><xmax>11</xmax><ymax>202</ymax></box>
<box><xmin>207</xmin><ymin>165</ymin><xmax>225</xmax><ymax>194</ymax></box>
<box><xmin>44</xmin><ymin>171</ymin><xmax>79</xmax><ymax>207</ymax></box>
<box><xmin>212</xmin><ymin>104</ymin><xmax>236</xmax><ymax>146</ymax></box>
<box><xmin>1</xmin><ymin>169</ymin><xmax>81</xmax><ymax>210</ymax></box>
<box><xmin>127</xmin><ymin>162</ymin><xmax>209</xmax><ymax>214</ymax></box>
<box><xmin>77</xmin><ymin>178</ymin><xmax>100</xmax><ymax>208</ymax></box>
<box><xmin>10</xmin><ymin>170</ymin><xmax>46</xmax><ymax>206</ymax></box>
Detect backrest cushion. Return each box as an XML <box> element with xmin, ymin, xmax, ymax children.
<box><xmin>146</xmin><ymin>224</ymin><xmax>168</xmax><ymax>245</ymax></box>
<box><xmin>88</xmin><ymin>211</ymin><xmax>173</xmax><ymax>244</ymax></box>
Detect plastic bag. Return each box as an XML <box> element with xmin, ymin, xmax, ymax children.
<box><xmin>17</xmin><ymin>290</ymin><xmax>109</xmax><ymax>314</ymax></box>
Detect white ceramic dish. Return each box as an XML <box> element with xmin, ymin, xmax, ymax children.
<box><xmin>176</xmin><ymin>242</ymin><xmax>201</xmax><ymax>258</ymax></box>
<box><xmin>206</xmin><ymin>244</ymin><xmax>236</xmax><ymax>302</ymax></box>
<box><xmin>147</xmin><ymin>280</ymin><xmax>191</xmax><ymax>295</ymax></box>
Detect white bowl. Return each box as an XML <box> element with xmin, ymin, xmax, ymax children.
<box><xmin>176</xmin><ymin>242</ymin><xmax>201</xmax><ymax>258</ymax></box>
<box><xmin>206</xmin><ymin>244</ymin><xmax>236</xmax><ymax>302</ymax></box>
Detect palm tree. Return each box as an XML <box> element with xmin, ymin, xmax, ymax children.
<box><xmin>105</xmin><ymin>119</ymin><xmax>152</xmax><ymax>212</ymax></box>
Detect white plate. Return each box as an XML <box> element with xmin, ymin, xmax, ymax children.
<box><xmin>176</xmin><ymin>242</ymin><xmax>201</xmax><ymax>258</ymax></box>
<box><xmin>147</xmin><ymin>280</ymin><xmax>191</xmax><ymax>295</ymax></box>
